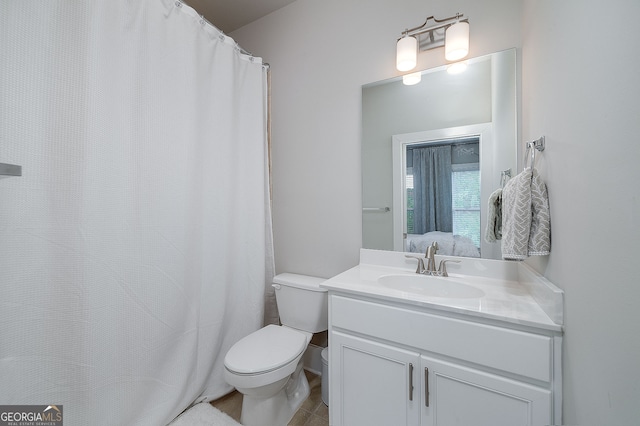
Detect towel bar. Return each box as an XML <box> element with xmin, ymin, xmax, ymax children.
<box><xmin>363</xmin><ymin>207</ymin><xmax>390</xmax><ymax>212</ymax></box>
<box><xmin>0</xmin><ymin>163</ymin><xmax>22</xmax><ymax>177</ymax></box>
<box><xmin>525</xmin><ymin>136</ymin><xmax>545</xmax><ymax>168</ymax></box>
<box><xmin>527</xmin><ymin>136</ymin><xmax>545</xmax><ymax>152</ymax></box>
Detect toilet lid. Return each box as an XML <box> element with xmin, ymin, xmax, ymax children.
<box><xmin>225</xmin><ymin>325</ymin><xmax>307</xmax><ymax>375</ymax></box>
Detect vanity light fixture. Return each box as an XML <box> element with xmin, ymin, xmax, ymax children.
<box><xmin>396</xmin><ymin>13</ymin><xmax>469</xmax><ymax>71</ymax></box>
<box><xmin>402</xmin><ymin>71</ymin><xmax>422</xmax><ymax>85</ymax></box>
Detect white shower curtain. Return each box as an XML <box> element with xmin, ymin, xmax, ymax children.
<box><xmin>0</xmin><ymin>1</ymin><xmax>274</xmax><ymax>425</ymax></box>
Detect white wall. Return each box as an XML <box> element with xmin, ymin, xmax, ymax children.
<box><xmin>232</xmin><ymin>0</ymin><xmax>522</xmax><ymax>278</ymax></box>
<box><xmin>233</xmin><ymin>0</ymin><xmax>640</xmax><ymax>422</ymax></box>
<box><xmin>522</xmin><ymin>1</ymin><xmax>640</xmax><ymax>424</ymax></box>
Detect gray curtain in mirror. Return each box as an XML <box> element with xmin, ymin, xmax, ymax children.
<box><xmin>411</xmin><ymin>145</ymin><xmax>453</xmax><ymax>234</ymax></box>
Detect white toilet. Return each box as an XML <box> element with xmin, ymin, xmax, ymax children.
<box><xmin>224</xmin><ymin>273</ymin><xmax>328</xmax><ymax>426</ymax></box>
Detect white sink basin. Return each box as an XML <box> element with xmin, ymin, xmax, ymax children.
<box><xmin>377</xmin><ymin>274</ymin><xmax>486</xmax><ymax>299</ymax></box>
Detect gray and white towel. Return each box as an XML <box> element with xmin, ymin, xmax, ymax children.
<box><xmin>501</xmin><ymin>167</ymin><xmax>550</xmax><ymax>259</ymax></box>
<box><xmin>485</xmin><ymin>188</ymin><xmax>503</xmax><ymax>243</ymax></box>
<box><xmin>528</xmin><ymin>168</ymin><xmax>551</xmax><ymax>255</ymax></box>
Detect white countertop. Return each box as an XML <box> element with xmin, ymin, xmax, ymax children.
<box><xmin>321</xmin><ymin>249</ymin><xmax>564</xmax><ymax>333</ymax></box>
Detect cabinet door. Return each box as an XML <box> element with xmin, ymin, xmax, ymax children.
<box><xmin>330</xmin><ymin>331</ymin><xmax>421</xmax><ymax>426</ymax></box>
<box><xmin>421</xmin><ymin>356</ymin><xmax>551</xmax><ymax>426</ymax></box>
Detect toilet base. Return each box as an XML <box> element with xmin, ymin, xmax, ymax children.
<box><xmin>240</xmin><ymin>361</ymin><xmax>310</xmax><ymax>426</ymax></box>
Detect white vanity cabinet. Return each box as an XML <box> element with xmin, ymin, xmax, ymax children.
<box><xmin>328</xmin><ymin>294</ymin><xmax>562</xmax><ymax>426</ymax></box>
<box><xmin>332</xmin><ymin>331</ymin><xmax>421</xmax><ymax>425</ymax></box>
<box><xmin>419</xmin><ymin>355</ymin><xmax>551</xmax><ymax>425</ymax></box>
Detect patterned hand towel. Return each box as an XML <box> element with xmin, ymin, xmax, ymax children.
<box><xmin>501</xmin><ymin>168</ymin><xmax>532</xmax><ymax>259</ymax></box>
<box><xmin>485</xmin><ymin>188</ymin><xmax>503</xmax><ymax>242</ymax></box>
<box><xmin>528</xmin><ymin>168</ymin><xmax>551</xmax><ymax>255</ymax></box>
<box><xmin>501</xmin><ymin>168</ymin><xmax>551</xmax><ymax>259</ymax></box>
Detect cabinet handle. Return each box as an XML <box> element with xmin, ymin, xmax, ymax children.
<box><xmin>409</xmin><ymin>363</ymin><xmax>414</xmax><ymax>401</ymax></box>
<box><xmin>424</xmin><ymin>367</ymin><xmax>430</xmax><ymax>407</ymax></box>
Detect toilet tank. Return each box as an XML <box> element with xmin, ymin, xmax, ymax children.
<box><xmin>273</xmin><ymin>273</ymin><xmax>328</xmax><ymax>333</ymax></box>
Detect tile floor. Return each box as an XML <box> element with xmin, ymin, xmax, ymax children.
<box><xmin>211</xmin><ymin>370</ymin><xmax>329</xmax><ymax>426</ymax></box>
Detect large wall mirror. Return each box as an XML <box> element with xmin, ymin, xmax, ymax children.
<box><xmin>362</xmin><ymin>48</ymin><xmax>517</xmax><ymax>260</ymax></box>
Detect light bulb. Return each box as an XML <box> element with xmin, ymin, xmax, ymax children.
<box><xmin>445</xmin><ymin>21</ymin><xmax>469</xmax><ymax>61</ymax></box>
<box><xmin>396</xmin><ymin>36</ymin><xmax>417</xmax><ymax>71</ymax></box>
<box><xmin>402</xmin><ymin>72</ymin><xmax>422</xmax><ymax>85</ymax></box>
<box><xmin>446</xmin><ymin>61</ymin><xmax>467</xmax><ymax>75</ymax></box>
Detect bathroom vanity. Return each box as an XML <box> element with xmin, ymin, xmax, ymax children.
<box><xmin>322</xmin><ymin>249</ymin><xmax>563</xmax><ymax>426</ymax></box>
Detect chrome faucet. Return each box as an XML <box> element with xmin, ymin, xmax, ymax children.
<box><xmin>425</xmin><ymin>242</ymin><xmax>438</xmax><ymax>274</ymax></box>
<box><xmin>405</xmin><ymin>241</ymin><xmax>461</xmax><ymax>277</ymax></box>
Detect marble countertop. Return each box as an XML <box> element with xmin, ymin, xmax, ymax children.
<box><xmin>321</xmin><ymin>249</ymin><xmax>564</xmax><ymax>333</ymax></box>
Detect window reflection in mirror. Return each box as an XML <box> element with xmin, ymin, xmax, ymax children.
<box><xmin>405</xmin><ymin>138</ymin><xmax>480</xmax><ymax>258</ymax></box>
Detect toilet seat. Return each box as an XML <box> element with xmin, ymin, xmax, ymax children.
<box><xmin>225</xmin><ymin>325</ymin><xmax>307</xmax><ymax>375</ymax></box>
<box><xmin>222</xmin><ymin>273</ymin><xmax>327</xmax><ymax>426</ymax></box>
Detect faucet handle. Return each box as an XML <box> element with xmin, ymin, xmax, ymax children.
<box><xmin>405</xmin><ymin>255</ymin><xmax>426</xmax><ymax>274</ymax></box>
<box><xmin>437</xmin><ymin>259</ymin><xmax>461</xmax><ymax>277</ymax></box>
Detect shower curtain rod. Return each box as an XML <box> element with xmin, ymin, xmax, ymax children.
<box><xmin>178</xmin><ymin>0</ymin><xmax>269</xmax><ymax>68</ymax></box>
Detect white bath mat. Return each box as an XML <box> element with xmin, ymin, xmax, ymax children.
<box><xmin>168</xmin><ymin>402</ymin><xmax>241</xmax><ymax>426</ymax></box>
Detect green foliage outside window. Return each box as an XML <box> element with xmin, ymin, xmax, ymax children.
<box><xmin>452</xmin><ymin>169</ymin><xmax>480</xmax><ymax>247</ymax></box>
